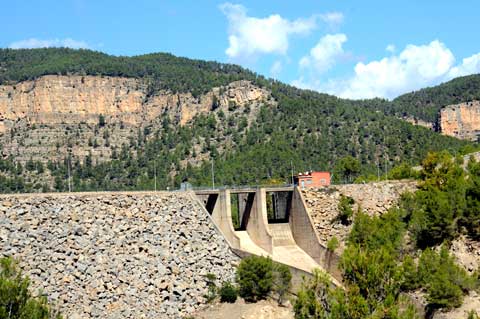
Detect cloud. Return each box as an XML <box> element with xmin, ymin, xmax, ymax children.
<box><xmin>220</xmin><ymin>3</ymin><xmax>317</xmax><ymax>59</ymax></box>
<box><xmin>320</xmin><ymin>12</ymin><xmax>344</xmax><ymax>29</ymax></box>
<box><xmin>295</xmin><ymin>39</ymin><xmax>480</xmax><ymax>100</ymax></box>
<box><xmin>386</xmin><ymin>44</ymin><xmax>396</xmax><ymax>53</ymax></box>
<box><xmin>270</xmin><ymin>60</ymin><xmax>283</xmax><ymax>78</ymax></box>
<box><xmin>299</xmin><ymin>33</ymin><xmax>347</xmax><ymax>74</ymax></box>
<box><xmin>9</xmin><ymin>38</ymin><xmax>89</xmax><ymax>49</ymax></box>
<box><xmin>448</xmin><ymin>52</ymin><xmax>480</xmax><ymax>78</ymax></box>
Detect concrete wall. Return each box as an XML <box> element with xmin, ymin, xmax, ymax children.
<box><xmin>290</xmin><ymin>187</ymin><xmax>342</xmax><ymax>282</ymax></box>
<box><xmin>246</xmin><ymin>189</ymin><xmax>273</xmax><ymax>253</ymax></box>
<box><xmin>208</xmin><ymin>190</ymin><xmax>241</xmax><ymax>248</ymax></box>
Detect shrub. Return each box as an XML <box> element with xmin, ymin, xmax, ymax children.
<box><xmin>336</xmin><ymin>195</ymin><xmax>354</xmax><ymax>225</ymax></box>
<box><xmin>0</xmin><ymin>257</ymin><xmax>62</xmax><ymax>319</ymax></box>
<box><xmin>401</xmin><ymin>255</ymin><xmax>420</xmax><ymax>291</ymax></box>
<box><xmin>272</xmin><ymin>262</ymin><xmax>292</xmax><ymax>304</ymax></box>
<box><xmin>418</xmin><ymin>246</ymin><xmax>475</xmax><ymax>310</ymax></box>
<box><xmin>219</xmin><ymin>281</ymin><xmax>238</xmax><ymax>303</ymax></box>
<box><xmin>236</xmin><ymin>256</ymin><xmax>273</xmax><ymax>302</ymax></box>
<box><xmin>236</xmin><ymin>256</ymin><xmax>292</xmax><ymax>303</ymax></box>
<box><xmin>327</xmin><ymin>236</ymin><xmax>339</xmax><ymax>252</ymax></box>
<box><xmin>203</xmin><ymin>273</ymin><xmax>217</xmax><ymax>303</ymax></box>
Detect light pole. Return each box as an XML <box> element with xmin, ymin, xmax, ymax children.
<box><xmin>211</xmin><ymin>159</ymin><xmax>215</xmax><ymax>189</ymax></box>
<box><xmin>154</xmin><ymin>160</ymin><xmax>157</xmax><ymax>191</ymax></box>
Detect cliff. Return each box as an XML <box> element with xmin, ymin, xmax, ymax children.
<box><xmin>0</xmin><ymin>75</ymin><xmax>272</xmax><ymax>164</ymax></box>
<box><xmin>0</xmin><ymin>75</ymin><xmax>270</xmax><ymax>131</ymax></box>
<box><xmin>439</xmin><ymin>100</ymin><xmax>480</xmax><ymax>141</ymax></box>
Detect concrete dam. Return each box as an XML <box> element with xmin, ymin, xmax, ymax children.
<box><xmin>194</xmin><ymin>186</ymin><xmax>342</xmax><ymax>286</ymax></box>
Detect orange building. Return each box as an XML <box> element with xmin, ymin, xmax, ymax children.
<box><xmin>294</xmin><ymin>171</ymin><xmax>331</xmax><ymax>188</ymax></box>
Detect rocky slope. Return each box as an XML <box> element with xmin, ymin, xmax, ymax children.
<box><xmin>0</xmin><ymin>192</ymin><xmax>240</xmax><ymax>318</ymax></box>
<box><xmin>439</xmin><ymin>100</ymin><xmax>480</xmax><ymax>141</ymax></box>
<box><xmin>0</xmin><ymin>75</ymin><xmax>272</xmax><ymax>164</ymax></box>
<box><xmin>302</xmin><ymin>181</ymin><xmax>417</xmax><ymax>253</ymax></box>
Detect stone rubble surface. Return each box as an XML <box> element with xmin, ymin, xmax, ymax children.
<box><xmin>302</xmin><ymin>180</ymin><xmax>417</xmax><ymax>253</ymax></box>
<box><xmin>0</xmin><ymin>192</ymin><xmax>239</xmax><ymax>318</ymax></box>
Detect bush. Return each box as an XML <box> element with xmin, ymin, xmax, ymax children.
<box><xmin>0</xmin><ymin>257</ymin><xmax>62</xmax><ymax>319</ymax></box>
<box><xmin>327</xmin><ymin>236</ymin><xmax>339</xmax><ymax>252</ymax></box>
<box><xmin>236</xmin><ymin>255</ymin><xmax>291</xmax><ymax>303</ymax></box>
<box><xmin>272</xmin><ymin>262</ymin><xmax>292</xmax><ymax>304</ymax></box>
<box><xmin>336</xmin><ymin>195</ymin><xmax>354</xmax><ymax>225</ymax></box>
<box><xmin>401</xmin><ymin>255</ymin><xmax>420</xmax><ymax>291</ymax></box>
<box><xmin>219</xmin><ymin>281</ymin><xmax>238</xmax><ymax>303</ymax></box>
<box><xmin>236</xmin><ymin>256</ymin><xmax>273</xmax><ymax>302</ymax></box>
<box><xmin>418</xmin><ymin>246</ymin><xmax>475</xmax><ymax>310</ymax></box>
<box><xmin>203</xmin><ymin>273</ymin><xmax>217</xmax><ymax>303</ymax></box>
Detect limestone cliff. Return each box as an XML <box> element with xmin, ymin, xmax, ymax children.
<box><xmin>0</xmin><ymin>75</ymin><xmax>272</xmax><ymax>164</ymax></box>
<box><xmin>439</xmin><ymin>100</ymin><xmax>480</xmax><ymax>141</ymax></box>
<box><xmin>0</xmin><ymin>75</ymin><xmax>271</xmax><ymax>132</ymax></box>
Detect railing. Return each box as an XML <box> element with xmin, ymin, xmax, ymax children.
<box><xmin>190</xmin><ymin>183</ymin><xmax>295</xmax><ymax>191</ymax></box>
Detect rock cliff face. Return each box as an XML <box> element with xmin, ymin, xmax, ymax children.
<box><xmin>439</xmin><ymin>100</ymin><xmax>480</xmax><ymax>141</ymax></box>
<box><xmin>0</xmin><ymin>75</ymin><xmax>270</xmax><ymax>131</ymax></box>
<box><xmin>0</xmin><ymin>192</ymin><xmax>239</xmax><ymax>318</ymax></box>
<box><xmin>0</xmin><ymin>75</ymin><xmax>272</xmax><ymax>164</ymax></box>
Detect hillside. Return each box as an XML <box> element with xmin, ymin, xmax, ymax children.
<box><xmin>0</xmin><ymin>48</ymin><xmax>476</xmax><ymax>192</ymax></box>
<box><xmin>388</xmin><ymin>74</ymin><xmax>480</xmax><ymax>124</ymax></box>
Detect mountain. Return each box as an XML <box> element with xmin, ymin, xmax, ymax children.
<box><xmin>0</xmin><ymin>48</ymin><xmax>476</xmax><ymax>192</ymax></box>
<box><xmin>368</xmin><ymin>74</ymin><xmax>480</xmax><ymax>125</ymax></box>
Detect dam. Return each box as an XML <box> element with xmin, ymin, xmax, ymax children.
<box><xmin>0</xmin><ymin>187</ymin><xmax>341</xmax><ymax>318</ymax></box>
<box><xmin>194</xmin><ymin>186</ymin><xmax>342</xmax><ymax>286</ymax></box>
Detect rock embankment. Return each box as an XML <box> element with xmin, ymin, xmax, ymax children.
<box><xmin>302</xmin><ymin>180</ymin><xmax>417</xmax><ymax>252</ymax></box>
<box><xmin>0</xmin><ymin>192</ymin><xmax>239</xmax><ymax>318</ymax></box>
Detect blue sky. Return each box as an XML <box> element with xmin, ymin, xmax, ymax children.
<box><xmin>2</xmin><ymin>0</ymin><xmax>480</xmax><ymax>99</ymax></box>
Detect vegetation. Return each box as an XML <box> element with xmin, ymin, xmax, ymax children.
<box><xmin>403</xmin><ymin>152</ymin><xmax>480</xmax><ymax>247</ymax></box>
<box><xmin>236</xmin><ymin>255</ymin><xmax>291</xmax><ymax>303</ymax></box>
<box><xmin>203</xmin><ymin>273</ymin><xmax>218</xmax><ymax>303</ymax></box>
<box><xmin>0</xmin><ymin>257</ymin><xmax>62</xmax><ymax>319</ymax></box>
<box><xmin>219</xmin><ymin>281</ymin><xmax>238</xmax><ymax>303</ymax></box>
<box><xmin>336</xmin><ymin>195</ymin><xmax>354</xmax><ymax>225</ymax></box>
<box><xmin>0</xmin><ymin>48</ymin><xmax>477</xmax><ymax>193</ymax></box>
<box><xmin>390</xmin><ymin>74</ymin><xmax>480</xmax><ymax>123</ymax></box>
<box><xmin>293</xmin><ymin>152</ymin><xmax>480</xmax><ymax>318</ymax></box>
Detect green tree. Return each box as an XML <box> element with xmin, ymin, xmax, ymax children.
<box><xmin>0</xmin><ymin>257</ymin><xmax>62</xmax><ymax>319</ymax></box>
<box><xmin>335</xmin><ymin>156</ymin><xmax>361</xmax><ymax>183</ymax></box>
<box><xmin>236</xmin><ymin>256</ymin><xmax>273</xmax><ymax>302</ymax></box>
<box><xmin>336</xmin><ymin>195</ymin><xmax>354</xmax><ymax>225</ymax></box>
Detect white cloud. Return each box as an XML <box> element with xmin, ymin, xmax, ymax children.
<box><xmin>270</xmin><ymin>60</ymin><xmax>283</xmax><ymax>78</ymax></box>
<box><xmin>299</xmin><ymin>33</ymin><xmax>347</xmax><ymax>74</ymax></box>
<box><xmin>386</xmin><ymin>44</ymin><xmax>396</xmax><ymax>53</ymax></box>
<box><xmin>448</xmin><ymin>52</ymin><xmax>480</xmax><ymax>78</ymax></box>
<box><xmin>320</xmin><ymin>12</ymin><xmax>344</xmax><ymax>29</ymax></box>
<box><xmin>220</xmin><ymin>3</ymin><xmax>317</xmax><ymax>59</ymax></box>
<box><xmin>9</xmin><ymin>38</ymin><xmax>89</xmax><ymax>49</ymax></box>
<box><xmin>294</xmin><ymin>39</ymin><xmax>480</xmax><ymax>100</ymax></box>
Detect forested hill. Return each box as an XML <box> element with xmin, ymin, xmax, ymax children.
<box><xmin>0</xmin><ymin>48</ymin><xmax>477</xmax><ymax>192</ymax></box>
<box><xmin>389</xmin><ymin>74</ymin><xmax>480</xmax><ymax>124</ymax></box>
<box><xmin>0</xmin><ymin>48</ymin><xmax>260</xmax><ymax>97</ymax></box>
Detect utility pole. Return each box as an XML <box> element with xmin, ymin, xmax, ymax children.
<box><xmin>384</xmin><ymin>131</ymin><xmax>388</xmax><ymax>178</ymax></box>
<box><xmin>211</xmin><ymin>159</ymin><xmax>215</xmax><ymax>189</ymax></box>
<box><xmin>291</xmin><ymin>160</ymin><xmax>294</xmax><ymax>185</ymax></box>
<box><xmin>154</xmin><ymin>160</ymin><xmax>157</xmax><ymax>192</ymax></box>
<box><xmin>67</xmin><ymin>157</ymin><xmax>71</xmax><ymax>193</ymax></box>
<box><xmin>376</xmin><ymin>160</ymin><xmax>380</xmax><ymax>182</ymax></box>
